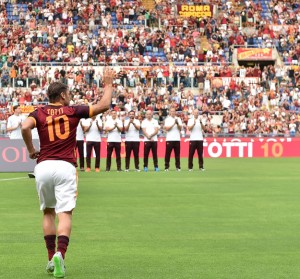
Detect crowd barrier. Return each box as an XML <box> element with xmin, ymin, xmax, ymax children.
<box><xmin>0</xmin><ymin>137</ymin><xmax>299</xmax><ymax>172</ymax></box>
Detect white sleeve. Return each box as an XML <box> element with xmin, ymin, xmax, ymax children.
<box><xmin>135</xmin><ymin>120</ymin><xmax>141</xmax><ymax>128</ymax></box>
<box><xmin>7</xmin><ymin>117</ymin><xmax>12</xmax><ymax>128</ymax></box>
<box><xmin>117</xmin><ymin>119</ymin><xmax>123</xmax><ymax>129</ymax></box>
<box><xmin>104</xmin><ymin>120</ymin><xmax>110</xmax><ymax>129</ymax></box>
<box><xmin>141</xmin><ymin>120</ymin><xmax>146</xmax><ymax>129</ymax></box>
<box><xmin>164</xmin><ymin>117</ymin><xmax>169</xmax><ymax>128</ymax></box>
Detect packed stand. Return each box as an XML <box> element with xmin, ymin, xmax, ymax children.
<box><xmin>1</xmin><ymin>63</ymin><xmax>300</xmax><ymax>137</ymax></box>
<box><xmin>229</xmin><ymin>0</ymin><xmax>300</xmax><ymax>65</ymax></box>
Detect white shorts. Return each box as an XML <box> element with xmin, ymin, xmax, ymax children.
<box><xmin>34</xmin><ymin>160</ymin><xmax>77</xmax><ymax>213</ymax></box>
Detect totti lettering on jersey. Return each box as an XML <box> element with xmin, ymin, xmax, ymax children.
<box><xmin>28</xmin><ymin>105</ymin><xmax>91</xmax><ymax>165</ymax></box>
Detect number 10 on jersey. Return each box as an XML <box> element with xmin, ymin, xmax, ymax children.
<box><xmin>46</xmin><ymin>115</ymin><xmax>70</xmax><ymax>141</ymax></box>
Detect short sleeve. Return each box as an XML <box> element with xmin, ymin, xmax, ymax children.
<box><xmin>104</xmin><ymin>120</ymin><xmax>110</xmax><ymax>129</ymax></box>
<box><xmin>73</xmin><ymin>105</ymin><xmax>91</xmax><ymax>119</ymax></box>
<box><xmin>117</xmin><ymin>119</ymin><xmax>123</xmax><ymax>128</ymax></box>
<box><xmin>28</xmin><ymin>109</ymin><xmax>38</xmax><ymax>127</ymax></box>
<box><xmin>7</xmin><ymin>117</ymin><xmax>12</xmax><ymax>128</ymax></box>
<box><xmin>141</xmin><ymin>121</ymin><xmax>146</xmax><ymax>129</ymax></box>
<box><xmin>164</xmin><ymin>117</ymin><xmax>170</xmax><ymax>127</ymax></box>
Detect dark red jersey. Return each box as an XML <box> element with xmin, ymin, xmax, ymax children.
<box><xmin>29</xmin><ymin>105</ymin><xmax>91</xmax><ymax>165</ymax></box>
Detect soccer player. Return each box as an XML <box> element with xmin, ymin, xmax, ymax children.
<box><xmin>83</xmin><ymin>115</ymin><xmax>103</xmax><ymax>172</ymax></box>
<box><xmin>163</xmin><ymin>108</ymin><xmax>182</xmax><ymax>171</ymax></box>
<box><xmin>187</xmin><ymin>109</ymin><xmax>205</xmax><ymax>171</ymax></box>
<box><xmin>124</xmin><ymin>110</ymin><xmax>141</xmax><ymax>172</ymax></box>
<box><xmin>21</xmin><ymin>69</ymin><xmax>114</xmax><ymax>278</ymax></box>
<box><xmin>104</xmin><ymin>110</ymin><xmax>123</xmax><ymax>172</ymax></box>
<box><xmin>141</xmin><ymin>110</ymin><xmax>159</xmax><ymax>172</ymax></box>
<box><xmin>76</xmin><ymin>120</ymin><xmax>85</xmax><ymax>171</ymax></box>
<box><xmin>6</xmin><ymin>105</ymin><xmax>24</xmax><ymax>139</ymax></box>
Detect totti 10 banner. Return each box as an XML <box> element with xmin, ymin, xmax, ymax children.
<box><xmin>237</xmin><ymin>48</ymin><xmax>273</xmax><ymax>61</ymax></box>
<box><xmin>88</xmin><ymin>137</ymin><xmax>299</xmax><ymax>159</ymax></box>
<box><xmin>1</xmin><ymin>137</ymin><xmax>299</xmax><ymax>172</ymax></box>
<box><xmin>177</xmin><ymin>4</ymin><xmax>213</xmax><ymax>18</ymax></box>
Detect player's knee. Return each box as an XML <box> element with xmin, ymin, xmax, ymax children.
<box><xmin>43</xmin><ymin>208</ymin><xmax>56</xmax><ymax>216</ymax></box>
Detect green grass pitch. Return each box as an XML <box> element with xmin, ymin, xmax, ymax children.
<box><xmin>0</xmin><ymin>158</ymin><xmax>300</xmax><ymax>279</ymax></box>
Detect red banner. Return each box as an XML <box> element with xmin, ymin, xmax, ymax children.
<box><xmin>237</xmin><ymin>48</ymin><xmax>273</xmax><ymax>61</ymax></box>
<box><xmin>177</xmin><ymin>4</ymin><xmax>213</xmax><ymax>18</ymax></box>
<box><xmin>94</xmin><ymin>137</ymin><xmax>300</xmax><ymax>158</ymax></box>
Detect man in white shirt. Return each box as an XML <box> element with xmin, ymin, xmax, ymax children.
<box><xmin>187</xmin><ymin>109</ymin><xmax>205</xmax><ymax>171</ymax></box>
<box><xmin>124</xmin><ymin>110</ymin><xmax>141</xmax><ymax>172</ymax></box>
<box><xmin>6</xmin><ymin>105</ymin><xmax>24</xmax><ymax>139</ymax></box>
<box><xmin>76</xmin><ymin>119</ymin><xmax>85</xmax><ymax>171</ymax></box>
<box><xmin>163</xmin><ymin>108</ymin><xmax>182</xmax><ymax>171</ymax></box>
<box><xmin>104</xmin><ymin>111</ymin><xmax>123</xmax><ymax>172</ymax></box>
<box><xmin>141</xmin><ymin>110</ymin><xmax>159</xmax><ymax>172</ymax></box>
<box><xmin>83</xmin><ymin>116</ymin><xmax>102</xmax><ymax>172</ymax></box>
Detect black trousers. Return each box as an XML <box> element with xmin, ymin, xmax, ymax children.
<box><xmin>165</xmin><ymin>141</ymin><xmax>180</xmax><ymax>169</ymax></box>
<box><xmin>86</xmin><ymin>141</ymin><xmax>101</xmax><ymax>168</ymax></box>
<box><xmin>143</xmin><ymin>141</ymin><xmax>158</xmax><ymax>168</ymax></box>
<box><xmin>106</xmin><ymin>142</ymin><xmax>121</xmax><ymax>170</ymax></box>
<box><xmin>76</xmin><ymin>140</ymin><xmax>84</xmax><ymax>169</ymax></box>
<box><xmin>188</xmin><ymin>140</ymin><xmax>204</xmax><ymax>169</ymax></box>
<box><xmin>125</xmin><ymin>141</ymin><xmax>140</xmax><ymax>169</ymax></box>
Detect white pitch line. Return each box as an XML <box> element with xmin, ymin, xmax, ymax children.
<box><xmin>0</xmin><ymin>177</ymin><xmax>28</xmax><ymax>182</ymax></box>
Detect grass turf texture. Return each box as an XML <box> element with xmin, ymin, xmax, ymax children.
<box><xmin>0</xmin><ymin>158</ymin><xmax>300</xmax><ymax>279</ymax></box>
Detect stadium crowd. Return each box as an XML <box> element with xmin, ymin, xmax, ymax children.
<box><xmin>0</xmin><ymin>0</ymin><xmax>299</xmax><ymax>138</ymax></box>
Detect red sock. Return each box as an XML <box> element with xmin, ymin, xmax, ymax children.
<box><xmin>44</xmin><ymin>235</ymin><xmax>56</xmax><ymax>261</ymax></box>
<box><xmin>57</xmin><ymin>235</ymin><xmax>69</xmax><ymax>259</ymax></box>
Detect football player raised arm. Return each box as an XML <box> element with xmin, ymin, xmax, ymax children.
<box><xmin>21</xmin><ymin>68</ymin><xmax>114</xmax><ymax>277</ymax></box>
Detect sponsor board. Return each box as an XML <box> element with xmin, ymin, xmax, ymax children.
<box><xmin>1</xmin><ymin>137</ymin><xmax>298</xmax><ymax>172</ymax></box>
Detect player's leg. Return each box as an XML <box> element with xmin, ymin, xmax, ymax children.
<box><xmin>133</xmin><ymin>142</ymin><xmax>140</xmax><ymax>170</ymax></box>
<box><xmin>115</xmin><ymin>142</ymin><xmax>122</xmax><ymax>171</ymax></box>
<box><xmin>143</xmin><ymin>142</ymin><xmax>150</xmax><ymax>171</ymax></box>
<box><xmin>152</xmin><ymin>142</ymin><xmax>159</xmax><ymax>170</ymax></box>
<box><xmin>197</xmin><ymin>140</ymin><xmax>204</xmax><ymax>170</ymax></box>
<box><xmin>164</xmin><ymin>141</ymin><xmax>172</xmax><ymax>170</ymax></box>
<box><xmin>76</xmin><ymin>140</ymin><xmax>84</xmax><ymax>171</ymax></box>
<box><xmin>53</xmin><ymin>161</ymin><xmax>77</xmax><ymax>277</ymax></box>
<box><xmin>106</xmin><ymin>142</ymin><xmax>113</xmax><ymax>171</ymax></box>
<box><xmin>43</xmin><ymin>208</ymin><xmax>56</xmax><ymax>274</ymax></box>
<box><xmin>43</xmin><ymin>208</ymin><xmax>56</xmax><ymax>258</ymax></box>
<box><xmin>125</xmin><ymin>141</ymin><xmax>131</xmax><ymax>170</ymax></box>
<box><xmin>174</xmin><ymin>141</ymin><xmax>181</xmax><ymax>170</ymax></box>
<box><xmin>35</xmin><ymin>161</ymin><xmax>57</xmax><ymax>274</ymax></box>
<box><xmin>86</xmin><ymin>141</ymin><xmax>92</xmax><ymax>172</ymax></box>
<box><xmin>94</xmin><ymin>141</ymin><xmax>100</xmax><ymax>170</ymax></box>
<box><xmin>57</xmin><ymin>211</ymin><xmax>72</xmax><ymax>257</ymax></box>
<box><xmin>188</xmin><ymin>141</ymin><xmax>196</xmax><ymax>170</ymax></box>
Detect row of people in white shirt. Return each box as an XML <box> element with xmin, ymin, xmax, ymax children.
<box><xmin>76</xmin><ymin>109</ymin><xmax>205</xmax><ymax>172</ymax></box>
<box><xmin>76</xmin><ymin>110</ymin><xmax>205</xmax><ymax>142</ymax></box>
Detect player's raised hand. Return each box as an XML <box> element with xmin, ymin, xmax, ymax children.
<box><xmin>103</xmin><ymin>68</ymin><xmax>114</xmax><ymax>86</ymax></box>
